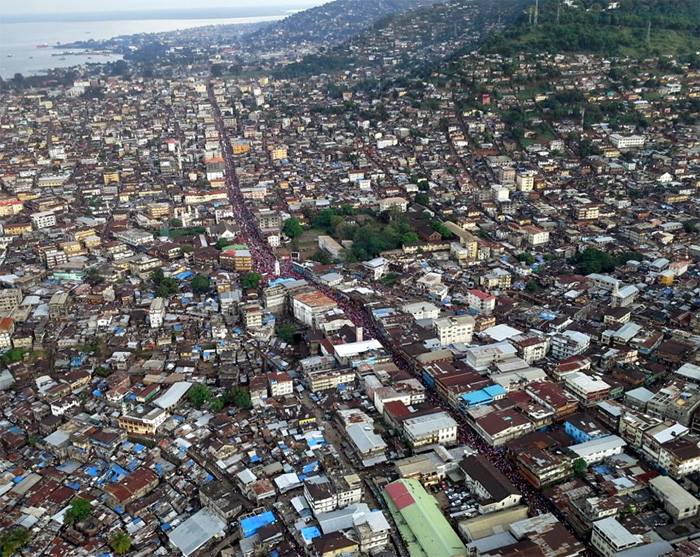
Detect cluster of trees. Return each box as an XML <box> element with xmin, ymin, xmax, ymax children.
<box><xmin>109</xmin><ymin>531</ymin><xmax>132</xmax><ymax>555</ymax></box>
<box><xmin>150</xmin><ymin>269</ymin><xmax>178</xmax><ymax>298</ymax></box>
<box><xmin>0</xmin><ymin>527</ymin><xmax>30</xmax><ymax>557</ymax></box>
<box><xmin>273</xmin><ymin>54</ymin><xmax>357</xmax><ymax>79</ymax></box>
<box><xmin>190</xmin><ymin>274</ymin><xmax>211</xmax><ymax>296</ymax></box>
<box><xmin>241</xmin><ymin>272</ymin><xmax>262</xmax><ymax>290</ymax></box>
<box><xmin>162</xmin><ymin>225</ymin><xmax>206</xmax><ymax>239</ymax></box>
<box><xmin>188</xmin><ymin>383</ymin><xmax>252</xmax><ymax>412</ymax></box>
<box><xmin>282</xmin><ymin>218</ymin><xmax>304</xmax><ymax>240</ymax></box>
<box><xmin>277</xmin><ymin>323</ymin><xmax>297</xmax><ymax>344</ymax></box>
<box><xmin>64</xmin><ymin>498</ymin><xmax>92</xmax><ymax>526</ymax></box>
<box><xmin>485</xmin><ymin>0</ymin><xmax>700</xmax><ymax>57</ymax></box>
<box><xmin>309</xmin><ymin>207</ymin><xmax>421</xmax><ymax>261</ymax></box>
<box><xmin>431</xmin><ymin>221</ymin><xmax>454</xmax><ymax>240</ymax></box>
<box><xmin>569</xmin><ymin>248</ymin><xmax>643</xmax><ymax>274</ymax></box>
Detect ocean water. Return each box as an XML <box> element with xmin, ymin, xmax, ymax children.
<box><xmin>0</xmin><ymin>15</ymin><xmax>287</xmax><ymax>78</ymax></box>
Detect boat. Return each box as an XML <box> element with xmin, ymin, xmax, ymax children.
<box><xmin>36</xmin><ymin>43</ymin><xmax>50</xmax><ymax>48</ymax></box>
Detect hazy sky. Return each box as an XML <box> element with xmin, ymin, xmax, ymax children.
<box><xmin>6</xmin><ymin>0</ymin><xmax>325</xmax><ymax>15</ymax></box>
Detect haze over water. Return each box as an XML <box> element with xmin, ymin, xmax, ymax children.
<box><xmin>0</xmin><ymin>12</ymin><xmax>292</xmax><ymax>78</ymax></box>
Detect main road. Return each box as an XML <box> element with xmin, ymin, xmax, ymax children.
<box><xmin>206</xmin><ymin>81</ymin><xmax>575</xmax><ymax>532</ymax></box>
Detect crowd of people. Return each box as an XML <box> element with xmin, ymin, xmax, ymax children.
<box><xmin>210</xmin><ymin>86</ymin><xmax>573</xmax><ymax>534</ymax></box>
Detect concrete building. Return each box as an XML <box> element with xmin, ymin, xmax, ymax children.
<box><xmin>403</xmin><ymin>411</ymin><xmax>458</xmax><ymax>450</ymax></box>
<box><xmin>648</xmin><ymin>475</ymin><xmax>699</xmax><ymax>521</ymax></box>
<box><xmin>590</xmin><ymin>517</ymin><xmax>642</xmax><ymax>557</ymax></box>
<box><xmin>149</xmin><ymin>297</ymin><xmax>165</xmax><ymax>328</ymax></box>
<box><xmin>383</xmin><ymin>479</ymin><xmax>467</xmax><ymax>557</ymax></box>
<box><xmin>434</xmin><ymin>315</ymin><xmax>475</xmax><ymax>347</ymax></box>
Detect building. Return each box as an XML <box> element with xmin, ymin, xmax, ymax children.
<box><xmin>48</xmin><ymin>291</ymin><xmax>70</xmax><ymax>319</ymax></box>
<box><xmin>268</xmin><ymin>372</ymin><xmax>293</xmax><ymax>397</ymax></box>
<box><xmin>590</xmin><ymin>517</ymin><xmax>642</xmax><ymax>557</ymax></box>
<box><xmin>550</xmin><ymin>331</ymin><xmax>591</xmax><ymax>360</ymax></box>
<box><xmin>568</xmin><ymin>435</ymin><xmax>626</xmax><ymax>465</ymax></box>
<box><xmin>292</xmin><ymin>290</ymin><xmax>338</xmax><ymax>328</ymax></box>
<box><xmin>0</xmin><ymin>288</ymin><xmax>22</xmax><ymax>313</ymax></box>
<box><xmin>434</xmin><ymin>315</ymin><xmax>475</xmax><ymax>346</ymax></box>
<box><xmin>118</xmin><ymin>405</ymin><xmax>168</xmax><ymax>435</ymax></box>
<box><xmin>383</xmin><ymin>479</ymin><xmax>467</xmax><ymax>557</ymax></box>
<box><xmin>305</xmin><ymin>368</ymin><xmax>356</xmax><ymax>392</ymax></box>
<box><xmin>149</xmin><ymin>297</ymin><xmax>165</xmax><ymax>329</ymax></box>
<box><xmin>517</xmin><ymin>447</ymin><xmax>573</xmax><ymax>488</ymax></box>
<box><xmin>466</xmin><ymin>289</ymin><xmax>496</xmax><ymax>315</ymax></box>
<box><xmin>31</xmin><ymin>210</ymin><xmax>57</xmax><ymax>229</ymax></box>
<box><xmin>562</xmin><ymin>372</ymin><xmax>611</xmax><ymax>407</ymax></box>
<box><xmin>648</xmin><ymin>475</ymin><xmax>699</xmax><ymax>521</ymax></box>
<box><xmin>609</xmin><ymin>133</ymin><xmax>645</xmax><ymax>149</ymax></box>
<box><xmin>460</xmin><ymin>455</ymin><xmax>522</xmax><ymax>514</ymax></box>
<box><xmin>0</xmin><ymin>317</ymin><xmax>14</xmax><ymax>348</ymax></box>
<box><xmin>516</xmin><ymin>170</ymin><xmax>536</xmax><ymax>191</ymax></box>
<box><xmin>403</xmin><ymin>411</ymin><xmax>458</xmax><ymax>450</ymax></box>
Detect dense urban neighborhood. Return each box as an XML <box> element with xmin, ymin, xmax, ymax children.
<box><xmin>0</xmin><ymin>0</ymin><xmax>700</xmax><ymax>556</ymax></box>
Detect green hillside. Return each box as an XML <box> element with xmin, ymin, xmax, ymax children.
<box><xmin>485</xmin><ymin>0</ymin><xmax>700</xmax><ymax>58</ymax></box>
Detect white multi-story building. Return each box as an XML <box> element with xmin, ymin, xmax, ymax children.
<box><xmin>403</xmin><ymin>412</ymin><xmax>458</xmax><ymax>449</ymax></box>
<box><xmin>466</xmin><ymin>289</ymin><xmax>496</xmax><ymax>315</ymax></box>
<box><xmin>591</xmin><ymin>517</ymin><xmax>642</xmax><ymax>557</ymax></box>
<box><xmin>649</xmin><ymin>476</ymin><xmax>700</xmax><ymax>521</ymax></box>
<box><xmin>550</xmin><ymin>330</ymin><xmax>590</xmax><ymax>360</ymax></box>
<box><xmin>31</xmin><ymin>210</ymin><xmax>57</xmax><ymax>230</ymax></box>
<box><xmin>434</xmin><ymin>315</ymin><xmax>475</xmax><ymax>346</ymax></box>
<box><xmin>401</xmin><ymin>301</ymin><xmax>440</xmax><ymax>321</ymax></box>
<box><xmin>516</xmin><ymin>170</ymin><xmax>536</xmax><ymax>191</ymax></box>
<box><xmin>569</xmin><ymin>435</ymin><xmax>626</xmax><ymax>465</ymax></box>
<box><xmin>268</xmin><ymin>372</ymin><xmax>293</xmax><ymax>398</ymax></box>
<box><xmin>610</xmin><ymin>133</ymin><xmax>645</xmax><ymax>149</ymax></box>
<box><xmin>149</xmin><ymin>297</ymin><xmax>165</xmax><ymax>329</ymax></box>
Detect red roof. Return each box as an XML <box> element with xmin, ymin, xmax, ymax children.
<box><xmin>385</xmin><ymin>482</ymin><xmax>415</xmax><ymax>510</ymax></box>
<box><xmin>468</xmin><ymin>289</ymin><xmax>495</xmax><ymax>301</ymax></box>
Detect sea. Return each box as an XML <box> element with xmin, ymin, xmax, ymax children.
<box><xmin>0</xmin><ymin>8</ymin><xmax>307</xmax><ymax>78</ymax></box>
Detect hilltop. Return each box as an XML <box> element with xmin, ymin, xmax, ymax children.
<box><xmin>271</xmin><ymin>0</ymin><xmax>527</xmax><ymax>78</ymax></box>
<box><xmin>246</xmin><ymin>0</ymin><xmax>446</xmax><ymax>52</ymax></box>
<box><xmin>484</xmin><ymin>0</ymin><xmax>700</xmax><ymax>58</ymax></box>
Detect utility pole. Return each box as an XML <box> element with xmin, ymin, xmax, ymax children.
<box><xmin>556</xmin><ymin>1</ymin><xmax>561</xmax><ymax>25</ymax></box>
<box><xmin>646</xmin><ymin>19</ymin><xmax>651</xmax><ymax>47</ymax></box>
<box><xmin>534</xmin><ymin>0</ymin><xmax>539</xmax><ymax>26</ymax></box>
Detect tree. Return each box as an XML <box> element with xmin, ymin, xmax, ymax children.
<box><xmin>401</xmin><ymin>232</ymin><xmax>419</xmax><ymax>246</ymax></box>
<box><xmin>188</xmin><ymin>383</ymin><xmax>212</xmax><ymax>410</ymax></box>
<box><xmin>415</xmin><ymin>192</ymin><xmax>429</xmax><ymax>206</ymax></box>
<box><xmin>109</xmin><ymin>530</ymin><xmax>132</xmax><ymax>555</ymax></box>
<box><xmin>191</xmin><ymin>274</ymin><xmax>211</xmax><ymax>295</ymax></box>
<box><xmin>277</xmin><ymin>323</ymin><xmax>296</xmax><ymax>344</ymax></box>
<box><xmin>517</xmin><ymin>252</ymin><xmax>536</xmax><ymax>265</ymax></box>
<box><xmin>683</xmin><ymin>219</ymin><xmax>698</xmax><ymax>234</ymax></box>
<box><xmin>525</xmin><ymin>279</ymin><xmax>539</xmax><ymax>293</ymax></box>
<box><xmin>573</xmin><ymin>458</ymin><xmax>587</xmax><ymax>477</ymax></box>
<box><xmin>210</xmin><ymin>397</ymin><xmax>225</xmax><ymax>413</ymax></box>
<box><xmin>151</xmin><ymin>268</ymin><xmax>178</xmax><ymax>298</ymax></box>
<box><xmin>241</xmin><ymin>272</ymin><xmax>262</xmax><ymax>290</ymax></box>
<box><xmin>227</xmin><ymin>387</ymin><xmax>252</xmax><ymax>410</ymax></box>
<box><xmin>169</xmin><ymin>218</ymin><xmax>183</xmax><ymax>228</ymax></box>
<box><xmin>0</xmin><ymin>527</ymin><xmax>30</xmax><ymax>557</ymax></box>
<box><xmin>64</xmin><ymin>497</ymin><xmax>92</xmax><ymax>526</ymax></box>
<box><xmin>282</xmin><ymin>218</ymin><xmax>303</xmax><ymax>239</ymax></box>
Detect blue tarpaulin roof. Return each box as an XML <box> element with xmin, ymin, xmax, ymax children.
<box><xmin>301</xmin><ymin>526</ymin><xmax>321</xmax><ymax>542</ymax></box>
<box><xmin>240</xmin><ymin>511</ymin><xmax>276</xmax><ymax>538</ymax></box>
<box><xmin>302</xmin><ymin>462</ymin><xmax>319</xmax><ymax>474</ymax></box>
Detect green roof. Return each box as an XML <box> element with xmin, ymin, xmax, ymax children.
<box><xmin>383</xmin><ymin>478</ymin><xmax>467</xmax><ymax>557</ymax></box>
